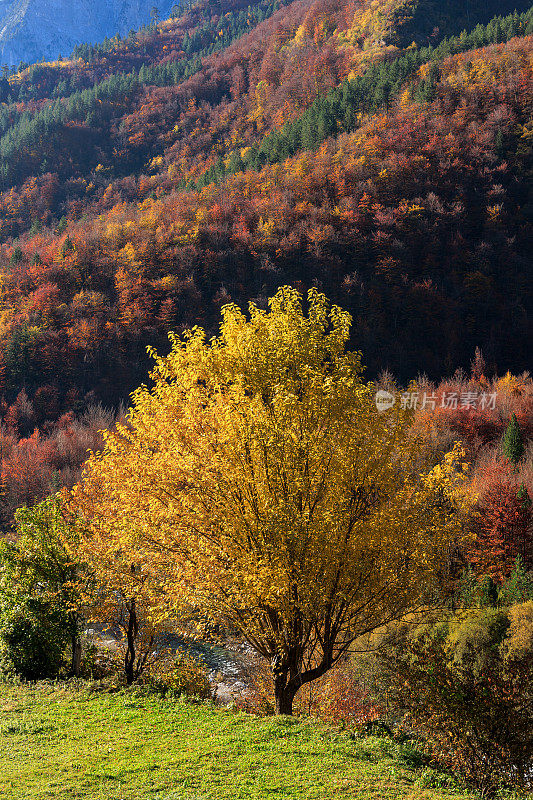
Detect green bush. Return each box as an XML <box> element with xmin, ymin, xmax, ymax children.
<box><xmin>0</xmin><ymin>602</ymin><xmax>69</xmax><ymax>680</ymax></box>
<box><xmin>358</xmin><ymin>603</ymin><xmax>533</xmax><ymax>796</ymax></box>
<box><xmin>0</xmin><ymin>498</ymin><xmax>83</xmax><ymax>680</ymax></box>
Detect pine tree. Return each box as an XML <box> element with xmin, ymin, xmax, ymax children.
<box><xmin>300</xmin><ymin>117</ymin><xmax>318</xmax><ymax>151</ymax></box>
<box><xmin>502</xmin><ymin>413</ymin><xmax>524</xmax><ymax>465</ymax></box>
<box><xmin>498</xmin><ymin>556</ymin><xmax>533</xmax><ymax>604</ymax></box>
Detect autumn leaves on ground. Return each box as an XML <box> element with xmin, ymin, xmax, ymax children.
<box><xmin>0</xmin><ymin>0</ymin><xmax>532</xmax><ymax>797</ymax></box>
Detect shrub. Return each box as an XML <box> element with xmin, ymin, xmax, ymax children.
<box><xmin>0</xmin><ymin>498</ymin><xmax>83</xmax><ymax>678</ymax></box>
<box><xmin>77</xmin><ymin>641</ymin><xmax>119</xmax><ymax>681</ymax></box>
<box><xmin>359</xmin><ymin>605</ymin><xmax>533</xmax><ymax>796</ymax></box>
<box><xmin>142</xmin><ymin>651</ymin><xmax>212</xmax><ymax>699</ymax></box>
<box><xmin>232</xmin><ymin>658</ymin><xmax>275</xmax><ymax>715</ymax></box>
<box><xmin>0</xmin><ymin>602</ymin><xmax>68</xmax><ymax>679</ymax></box>
<box><xmin>294</xmin><ymin>660</ymin><xmax>379</xmax><ymax>727</ymax></box>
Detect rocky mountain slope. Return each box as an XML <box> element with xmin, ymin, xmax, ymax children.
<box><xmin>0</xmin><ymin>0</ymin><xmax>173</xmax><ymax>66</ymax></box>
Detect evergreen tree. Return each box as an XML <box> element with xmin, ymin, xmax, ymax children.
<box><xmin>502</xmin><ymin>414</ymin><xmax>524</xmax><ymax>465</ymax></box>
<box><xmin>498</xmin><ymin>556</ymin><xmax>533</xmax><ymax>604</ymax></box>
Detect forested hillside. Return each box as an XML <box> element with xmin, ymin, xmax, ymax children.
<box><xmin>0</xmin><ymin>0</ymin><xmax>531</xmax><ymax>520</ymax></box>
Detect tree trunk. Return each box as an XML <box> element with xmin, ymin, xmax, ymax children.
<box><xmin>274</xmin><ymin>672</ymin><xmax>296</xmax><ymax>715</ymax></box>
<box><xmin>70</xmin><ymin>613</ymin><xmax>82</xmax><ymax>677</ymax></box>
<box><xmin>71</xmin><ymin>632</ymin><xmax>82</xmax><ymax>676</ymax></box>
<box><xmin>124</xmin><ymin>600</ymin><xmax>138</xmax><ymax>685</ymax></box>
<box><xmin>275</xmin><ymin>687</ymin><xmax>296</xmax><ymax>715</ymax></box>
<box><xmin>272</xmin><ymin>647</ymin><xmax>335</xmax><ymax>715</ymax></box>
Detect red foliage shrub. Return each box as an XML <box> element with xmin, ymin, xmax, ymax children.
<box><xmin>469</xmin><ymin>461</ymin><xmax>533</xmax><ymax>581</ymax></box>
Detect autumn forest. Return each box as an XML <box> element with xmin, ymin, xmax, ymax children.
<box><xmin>0</xmin><ymin>0</ymin><xmax>532</xmax><ymax>796</ymax></box>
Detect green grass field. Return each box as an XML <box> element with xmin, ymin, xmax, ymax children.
<box><xmin>0</xmin><ymin>683</ymin><xmax>475</xmax><ymax>800</ymax></box>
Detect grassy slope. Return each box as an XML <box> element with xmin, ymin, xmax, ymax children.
<box><xmin>0</xmin><ymin>683</ymin><xmax>473</xmax><ymax>800</ymax></box>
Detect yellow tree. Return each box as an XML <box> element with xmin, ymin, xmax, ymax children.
<box><xmin>62</xmin><ymin>497</ymin><xmax>169</xmax><ymax>685</ymax></box>
<box><xmin>69</xmin><ymin>287</ymin><xmax>470</xmax><ymax>713</ymax></box>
